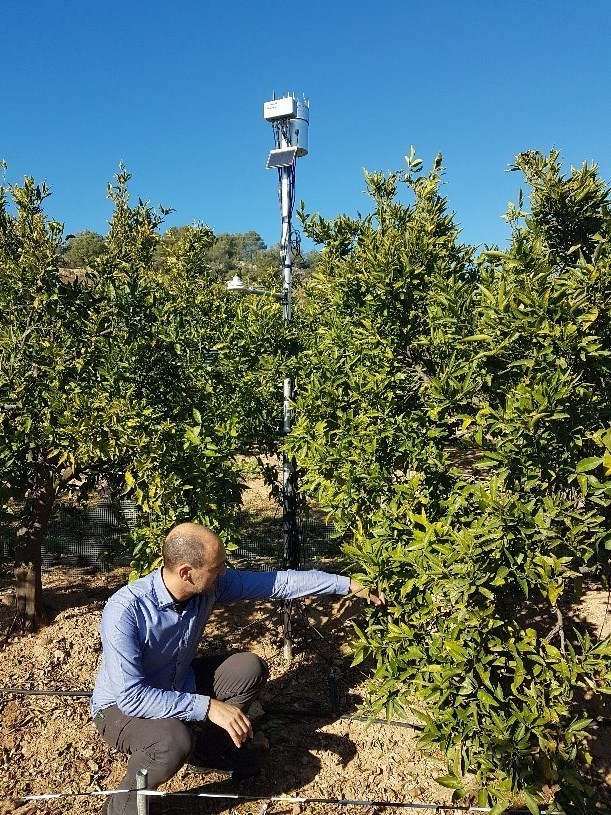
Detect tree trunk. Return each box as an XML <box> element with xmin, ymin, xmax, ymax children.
<box><xmin>14</xmin><ymin>461</ymin><xmax>55</xmax><ymax>632</ymax></box>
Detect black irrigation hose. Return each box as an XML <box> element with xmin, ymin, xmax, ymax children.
<box><xmin>2</xmin><ymin>688</ymin><xmax>611</xmax><ymax>731</ymax></box>
<box><xmin>264</xmin><ymin>705</ymin><xmax>425</xmax><ymax>731</ymax></box>
<box><xmin>128</xmin><ymin>789</ymin><xmax>545</xmax><ymax>813</ymax></box>
<box><xmin>0</xmin><ymin>688</ymin><xmax>92</xmax><ymax>697</ymax></box>
<box><xmin>0</xmin><ymin>687</ymin><xmax>425</xmax><ymax>728</ymax></box>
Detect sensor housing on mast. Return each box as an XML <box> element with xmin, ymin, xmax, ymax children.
<box><xmin>264</xmin><ymin>94</ymin><xmax>309</xmax><ymax>163</ymax></box>
<box><xmin>263</xmin><ymin>97</ymin><xmax>297</xmax><ymax>121</ymax></box>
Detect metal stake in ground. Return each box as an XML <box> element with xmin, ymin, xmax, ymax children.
<box><xmin>136</xmin><ymin>768</ymin><xmax>149</xmax><ymax>815</ymax></box>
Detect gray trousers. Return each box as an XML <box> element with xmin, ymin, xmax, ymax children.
<box><xmin>93</xmin><ymin>652</ymin><xmax>268</xmax><ymax>815</ymax></box>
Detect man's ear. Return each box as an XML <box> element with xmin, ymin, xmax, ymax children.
<box><xmin>178</xmin><ymin>563</ymin><xmax>192</xmax><ymax>581</ymax></box>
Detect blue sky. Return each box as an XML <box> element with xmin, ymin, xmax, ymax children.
<box><xmin>2</xmin><ymin>1</ymin><xmax>610</xmax><ymax>252</ymax></box>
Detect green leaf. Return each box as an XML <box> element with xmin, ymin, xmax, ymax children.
<box><xmin>463</xmin><ymin>334</ymin><xmax>494</xmax><ymax>342</ymax></box>
<box><xmin>444</xmin><ymin>640</ymin><xmax>467</xmax><ymax>660</ymax></box>
<box><xmin>575</xmin><ymin>457</ymin><xmax>602</xmax><ymax>473</ymax></box>
<box><xmin>547</xmin><ymin>581</ymin><xmax>562</xmax><ymax>606</ymax></box>
<box><xmin>566</xmin><ymin>717</ymin><xmax>592</xmax><ymax>734</ymax></box>
<box><xmin>523</xmin><ymin>790</ymin><xmax>540</xmax><ymax>815</ymax></box>
<box><xmin>435</xmin><ymin>774</ymin><xmax>463</xmax><ymax>790</ymax></box>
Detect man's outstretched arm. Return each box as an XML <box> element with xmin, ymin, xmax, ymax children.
<box><xmin>214</xmin><ymin>568</ymin><xmax>385</xmax><ymax>607</ymax></box>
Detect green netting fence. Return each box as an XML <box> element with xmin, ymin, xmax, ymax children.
<box><xmin>0</xmin><ymin>499</ymin><xmax>342</xmax><ymax>577</ymax></box>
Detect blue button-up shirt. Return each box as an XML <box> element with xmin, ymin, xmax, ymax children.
<box><xmin>91</xmin><ymin>567</ymin><xmax>350</xmax><ymax>721</ymax></box>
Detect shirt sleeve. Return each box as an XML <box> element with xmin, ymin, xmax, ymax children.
<box><xmin>214</xmin><ymin>568</ymin><xmax>351</xmax><ymax>605</ymax></box>
<box><xmin>100</xmin><ymin>601</ymin><xmax>210</xmax><ymax>721</ymax></box>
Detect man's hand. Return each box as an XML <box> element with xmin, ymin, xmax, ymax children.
<box><xmin>349</xmin><ymin>578</ymin><xmax>386</xmax><ymax>606</ymax></box>
<box><xmin>207</xmin><ymin>699</ymin><xmax>253</xmax><ymax>748</ymax></box>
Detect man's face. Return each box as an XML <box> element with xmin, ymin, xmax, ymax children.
<box><xmin>189</xmin><ymin>542</ymin><xmax>227</xmax><ymax>595</ymax></box>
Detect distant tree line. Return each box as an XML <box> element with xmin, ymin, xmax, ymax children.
<box><xmin>61</xmin><ymin>226</ymin><xmax>320</xmax><ymax>287</ymax></box>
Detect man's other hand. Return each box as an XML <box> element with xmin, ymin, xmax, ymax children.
<box><xmin>349</xmin><ymin>578</ymin><xmax>386</xmax><ymax>606</ymax></box>
<box><xmin>207</xmin><ymin>699</ymin><xmax>253</xmax><ymax>748</ymax></box>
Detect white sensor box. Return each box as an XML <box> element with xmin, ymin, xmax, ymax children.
<box><xmin>263</xmin><ymin>97</ymin><xmax>297</xmax><ymax>121</ymax></box>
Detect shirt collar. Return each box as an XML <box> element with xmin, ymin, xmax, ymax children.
<box><xmin>152</xmin><ymin>568</ymin><xmax>177</xmax><ymax>610</ymax></box>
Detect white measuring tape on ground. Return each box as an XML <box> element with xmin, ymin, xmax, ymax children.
<box><xmin>13</xmin><ymin>787</ymin><xmax>551</xmax><ymax>813</ymax></box>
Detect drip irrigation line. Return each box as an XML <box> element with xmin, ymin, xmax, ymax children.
<box><xmin>0</xmin><ymin>688</ymin><xmax>92</xmax><ymax>697</ymax></box>
<box><xmin>16</xmin><ymin>790</ymin><xmax>129</xmax><ymax>801</ymax></box>
<box><xmin>0</xmin><ymin>687</ymin><xmax>423</xmax><ymax>728</ymax></box>
<box><xmin>141</xmin><ymin>789</ymin><xmax>537</xmax><ymax>813</ymax></box>
<box><xmin>264</xmin><ymin>705</ymin><xmax>425</xmax><ymax>731</ymax></box>
<box><xmin>2</xmin><ymin>688</ymin><xmax>610</xmax><ymax>733</ymax></box>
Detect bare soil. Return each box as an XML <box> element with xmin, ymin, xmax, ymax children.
<box><xmin>0</xmin><ymin>566</ymin><xmax>458</xmax><ymax>815</ymax></box>
<box><xmin>0</xmin><ymin>478</ymin><xmax>609</xmax><ymax>814</ymax></box>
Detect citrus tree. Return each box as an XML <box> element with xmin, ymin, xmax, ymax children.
<box><xmin>0</xmin><ymin>174</ymin><xmax>125</xmax><ymax>629</ymax></box>
<box><xmin>287</xmin><ymin>150</ymin><xmax>611</xmax><ymax>812</ymax></box>
<box><xmin>0</xmin><ymin>166</ymin><xmax>287</xmax><ymax>627</ymax></box>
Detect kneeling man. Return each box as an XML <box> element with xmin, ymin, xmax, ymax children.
<box><xmin>91</xmin><ymin>522</ymin><xmax>382</xmax><ymax>814</ymax></box>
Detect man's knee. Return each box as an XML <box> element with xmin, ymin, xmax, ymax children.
<box><xmin>234</xmin><ymin>652</ymin><xmax>269</xmax><ymax>692</ymax></box>
<box><xmin>147</xmin><ymin>718</ymin><xmax>193</xmax><ymax>768</ymax></box>
<box><xmin>237</xmin><ymin>652</ymin><xmax>269</xmax><ymax>685</ymax></box>
<box><xmin>215</xmin><ymin>652</ymin><xmax>269</xmax><ymax>701</ymax></box>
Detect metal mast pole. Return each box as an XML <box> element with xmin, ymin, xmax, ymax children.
<box><xmin>280</xmin><ymin>135</ymin><xmax>300</xmax><ymax>660</ymax></box>
<box><xmin>263</xmin><ymin>94</ymin><xmax>309</xmax><ymax>660</ymax></box>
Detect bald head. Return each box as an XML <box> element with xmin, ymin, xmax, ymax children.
<box><xmin>162</xmin><ymin>523</ymin><xmax>223</xmax><ymax>573</ymax></box>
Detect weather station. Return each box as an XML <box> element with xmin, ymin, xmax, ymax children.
<box><xmin>227</xmin><ymin>93</ymin><xmax>309</xmax><ymax>658</ymax></box>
